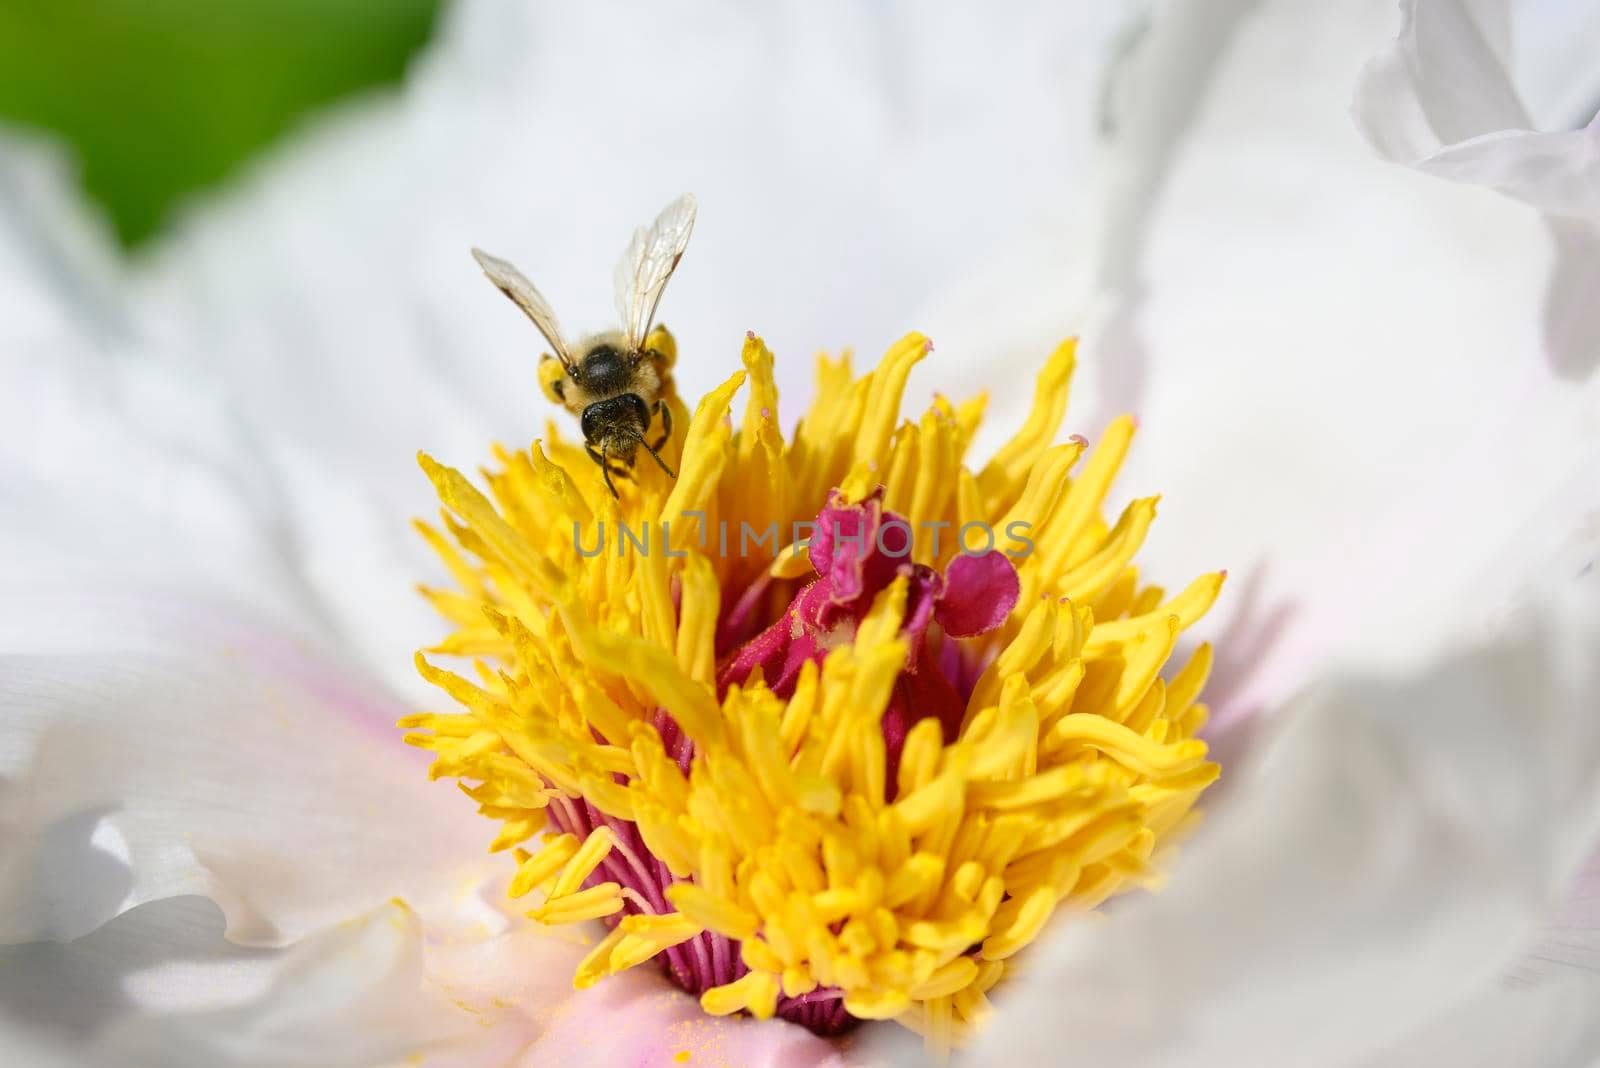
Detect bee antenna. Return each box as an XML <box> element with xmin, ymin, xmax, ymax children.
<box><xmin>641</xmin><ymin>438</ymin><xmax>677</xmax><ymax>479</ymax></box>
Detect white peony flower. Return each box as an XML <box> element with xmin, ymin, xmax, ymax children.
<box><xmin>1</xmin><ymin>1</ymin><xmax>1596</xmax><ymax>1065</ymax></box>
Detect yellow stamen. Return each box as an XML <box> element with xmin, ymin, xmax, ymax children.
<box><xmin>404</xmin><ymin>329</ymin><xmax>1223</xmax><ymax>1049</ymax></box>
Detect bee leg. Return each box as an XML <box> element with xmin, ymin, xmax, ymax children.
<box><xmin>586</xmin><ymin>444</ymin><xmax>621</xmax><ymax>499</ymax></box>
<box><xmin>650</xmin><ymin>399</ymin><xmax>673</xmax><ymax>453</ymax></box>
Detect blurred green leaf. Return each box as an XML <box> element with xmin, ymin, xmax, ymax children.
<box><xmin>0</xmin><ymin>0</ymin><xmax>440</xmax><ymax>247</ymax></box>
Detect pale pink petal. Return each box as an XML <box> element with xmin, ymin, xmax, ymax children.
<box><xmin>417</xmin><ymin>924</ymin><xmax>854</xmax><ymax>1068</ymax></box>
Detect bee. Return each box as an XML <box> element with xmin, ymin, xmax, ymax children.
<box><xmin>471</xmin><ymin>193</ymin><xmax>697</xmax><ymax>498</ymax></box>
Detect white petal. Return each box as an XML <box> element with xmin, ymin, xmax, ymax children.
<box><xmin>0</xmin><ymin>133</ymin><xmax>125</xmax><ymax>348</ymax></box>
<box><xmin>1511</xmin><ymin>1</ymin><xmax>1600</xmax><ymax>131</ymax></box>
<box><xmin>0</xmin><ymin>1025</ymin><xmax>85</xmax><ymax>1068</ymax></box>
<box><xmin>0</xmin><ymin>192</ymin><xmax>440</xmax><ymax>701</ymax></box>
<box><xmin>94</xmin><ymin>900</ymin><xmax>461</xmax><ymax>1068</ymax></box>
<box><xmin>927</xmin><ymin>0</ymin><xmax>1600</xmax><ymax>746</ymax></box>
<box><xmin>1067</xmin><ymin>0</ymin><xmax>1600</xmax><ymax>716</ymax></box>
<box><xmin>921</xmin><ymin>0</ymin><xmax>1598</xmax><ymax>729</ymax></box>
<box><xmin>1353</xmin><ymin>0</ymin><xmax>1600</xmax><ymax>221</ymax></box>
<box><xmin>1358</xmin><ymin>968</ymin><xmax>1600</xmax><ymax>1067</ymax></box>
<box><xmin>912</xmin><ymin>0</ymin><xmax>1264</xmax><ymax>450</ymax></box>
<box><xmin>1516</xmin><ymin>851</ymin><xmax>1600</xmax><ymax>990</ymax></box>
<box><xmin>949</xmin><ymin>569</ymin><xmax>1600</xmax><ymax>1067</ymax></box>
<box><xmin>1357</xmin><ymin>854</ymin><xmax>1600</xmax><ymax>1067</ymax></box>
<box><xmin>0</xmin><ymin>896</ymin><xmax>278</xmax><ymax>1059</ymax></box>
<box><xmin>0</xmin><ymin>150</ymin><xmax>382</xmax><ymax>670</ymax></box>
<box><xmin>135</xmin><ymin>2</ymin><xmax>1129</xmax><ymax>395</ymax></box>
<box><xmin>1352</xmin><ymin>0</ymin><xmax>1600</xmax><ymax>388</ymax></box>
<box><xmin>0</xmin><ymin>347</ymin><xmax>339</xmax><ymax>644</ymax></box>
<box><xmin>0</xmin><ymin>591</ymin><xmax>494</xmax><ymax>946</ymax></box>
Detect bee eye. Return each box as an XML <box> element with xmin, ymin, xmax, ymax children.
<box><xmin>629</xmin><ymin>394</ymin><xmax>651</xmax><ymax>429</ymax></box>
<box><xmin>581</xmin><ymin>407</ymin><xmax>601</xmax><ymax>442</ymax></box>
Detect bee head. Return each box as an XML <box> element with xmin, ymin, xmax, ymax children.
<box><xmin>580</xmin><ymin>394</ymin><xmax>651</xmax><ymax>450</ymax></box>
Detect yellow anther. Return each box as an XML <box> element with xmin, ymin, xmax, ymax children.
<box><xmin>508</xmin><ymin>834</ymin><xmax>579</xmax><ymax>898</ymax></box>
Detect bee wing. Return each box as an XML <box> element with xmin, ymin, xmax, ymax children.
<box><xmin>471</xmin><ymin>247</ymin><xmax>576</xmax><ymax>372</ymax></box>
<box><xmin>613</xmin><ymin>193</ymin><xmax>697</xmax><ymax>350</ymax></box>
